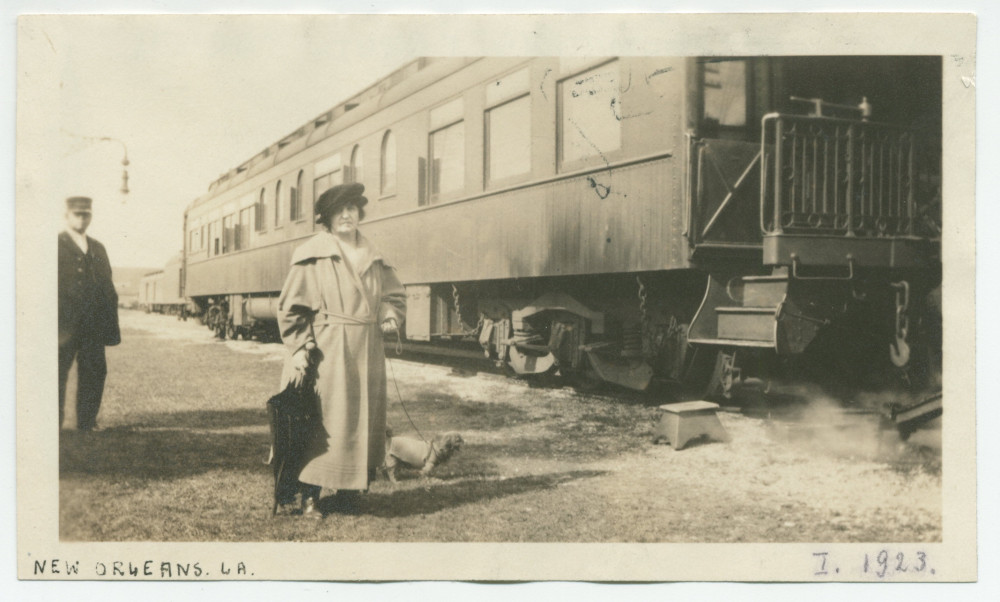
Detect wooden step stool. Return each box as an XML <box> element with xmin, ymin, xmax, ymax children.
<box><xmin>652</xmin><ymin>401</ymin><xmax>729</xmax><ymax>450</ymax></box>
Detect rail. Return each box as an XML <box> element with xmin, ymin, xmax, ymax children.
<box><xmin>761</xmin><ymin>113</ymin><xmax>928</xmax><ymax>239</ymax></box>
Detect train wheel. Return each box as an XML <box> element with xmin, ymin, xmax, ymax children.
<box><xmin>214</xmin><ymin>316</ymin><xmax>227</xmax><ymax>339</ymax></box>
<box><xmin>206</xmin><ymin>306</ymin><xmax>221</xmax><ymax>331</ymax></box>
<box><xmin>702</xmin><ymin>348</ymin><xmax>739</xmax><ymax>402</ymax></box>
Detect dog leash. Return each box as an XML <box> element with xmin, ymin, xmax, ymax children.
<box><xmin>386</xmin><ymin>328</ymin><xmax>431</xmax><ymax>447</ymax></box>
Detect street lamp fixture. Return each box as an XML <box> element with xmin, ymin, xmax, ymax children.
<box><xmin>120</xmin><ymin>151</ymin><xmax>130</xmax><ymax>195</ymax></box>
<box><xmin>99</xmin><ymin>136</ymin><xmax>130</xmax><ymax>196</ymax></box>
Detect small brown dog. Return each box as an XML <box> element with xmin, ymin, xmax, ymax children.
<box><xmin>383</xmin><ymin>428</ymin><xmax>464</xmax><ymax>484</ymax></box>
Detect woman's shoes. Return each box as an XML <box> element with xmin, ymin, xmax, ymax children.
<box><xmin>295</xmin><ymin>489</ymin><xmax>362</xmax><ymax>518</ymax></box>
<box><xmin>301</xmin><ymin>496</ymin><xmax>324</xmax><ymax>520</ymax></box>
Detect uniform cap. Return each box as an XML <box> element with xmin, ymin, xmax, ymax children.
<box><xmin>66</xmin><ymin>196</ymin><xmax>93</xmax><ymax>213</ymax></box>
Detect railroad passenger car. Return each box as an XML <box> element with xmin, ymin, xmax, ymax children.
<box><xmin>139</xmin><ymin>252</ymin><xmax>189</xmax><ymax>315</ymax></box>
<box><xmin>182</xmin><ymin>56</ymin><xmax>942</xmax><ymax>404</ymax></box>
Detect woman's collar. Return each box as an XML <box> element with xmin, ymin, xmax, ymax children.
<box><xmin>290</xmin><ymin>229</ymin><xmax>388</xmax><ymax>272</ymax></box>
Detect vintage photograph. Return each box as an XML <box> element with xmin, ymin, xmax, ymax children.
<box><xmin>15</xmin><ymin>13</ymin><xmax>977</xmax><ymax>583</ymax></box>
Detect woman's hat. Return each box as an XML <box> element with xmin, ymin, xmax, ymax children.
<box><xmin>315</xmin><ymin>183</ymin><xmax>368</xmax><ymax>222</ymax></box>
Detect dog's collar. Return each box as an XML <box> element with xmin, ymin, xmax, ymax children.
<box><xmin>424</xmin><ymin>441</ymin><xmax>437</xmax><ymax>464</ymax></box>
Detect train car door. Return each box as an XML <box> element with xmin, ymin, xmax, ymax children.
<box><xmin>687</xmin><ymin>57</ymin><xmax>769</xmax><ymax>250</ymax></box>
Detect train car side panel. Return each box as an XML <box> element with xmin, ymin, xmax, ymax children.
<box><xmin>187</xmin><ymin>240</ymin><xmax>296</xmax><ymax>296</ymax></box>
<box><xmin>362</xmin><ymin>155</ymin><xmax>685</xmax><ymax>284</ymax></box>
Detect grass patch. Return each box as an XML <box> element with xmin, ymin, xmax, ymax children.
<box><xmin>60</xmin><ymin>312</ymin><xmax>941</xmax><ymax>543</ymax></box>
<box><xmin>388</xmin><ymin>392</ymin><xmax>540</xmax><ymax>433</ymax></box>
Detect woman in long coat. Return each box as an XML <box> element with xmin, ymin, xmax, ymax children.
<box><xmin>277</xmin><ymin>182</ymin><xmax>406</xmax><ymax>517</ymax></box>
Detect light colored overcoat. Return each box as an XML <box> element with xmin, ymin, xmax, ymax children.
<box><xmin>278</xmin><ymin>230</ymin><xmax>406</xmax><ymax>491</ymax></box>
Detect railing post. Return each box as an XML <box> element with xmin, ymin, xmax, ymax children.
<box><xmin>773</xmin><ymin>117</ymin><xmax>784</xmax><ymax>234</ymax></box>
<box><xmin>845</xmin><ymin>123</ymin><xmax>855</xmax><ymax>236</ymax></box>
<box><xmin>834</xmin><ymin>125</ymin><xmax>841</xmax><ymax>227</ymax></box>
<box><xmin>907</xmin><ymin>134</ymin><xmax>916</xmax><ymax>235</ymax></box>
<box><xmin>811</xmin><ymin>129</ymin><xmax>819</xmax><ymax>216</ymax></box>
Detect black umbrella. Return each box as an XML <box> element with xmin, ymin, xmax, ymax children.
<box><xmin>265</xmin><ymin>380</ymin><xmax>317</xmax><ymax>516</ymax></box>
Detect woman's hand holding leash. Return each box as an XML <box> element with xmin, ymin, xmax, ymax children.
<box><xmin>380</xmin><ymin>318</ymin><xmax>399</xmax><ymax>335</ymax></box>
<box><xmin>381</xmin><ymin>318</ymin><xmax>404</xmax><ymax>355</ymax></box>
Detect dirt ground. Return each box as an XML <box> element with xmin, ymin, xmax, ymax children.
<box><xmin>59</xmin><ymin>310</ymin><xmax>941</xmax><ymax>542</ymax></box>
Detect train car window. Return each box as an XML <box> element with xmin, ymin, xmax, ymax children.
<box><xmin>222</xmin><ymin>215</ymin><xmax>233</xmax><ymax>254</ymax></box>
<box><xmin>313</xmin><ymin>170</ymin><xmax>344</xmax><ymax>200</ymax></box>
<box><xmin>380</xmin><ymin>131</ymin><xmax>396</xmax><ymax>197</ymax></box>
<box><xmin>238</xmin><ymin>207</ymin><xmax>252</xmax><ymax>250</ymax></box>
<box><xmin>558</xmin><ymin>61</ymin><xmax>621</xmax><ymax>169</ymax></box>
<box><xmin>429</xmin><ymin>121</ymin><xmax>465</xmax><ymax>203</ymax></box>
<box><xmin>234</xmin><ymin>213</ymin><xmax>242</xmax><ymax>251</ymax></box>
<box><xmin>256</xmin><ymin>189</ymin><xmax>266</xmax><ymax>232</ymax></box>
<box><xmin>273</xmin><ymin>182</ymin><xmax>282</xmax><ymax>227</ymax></box>
<box><xmin>349</xmin><ymin>145</ymin><xmax>364</xmax><ymax>185</ymax></box>
<box><xmin>314</xmin><ymin>154</ymin><xmax>344</xmax><ymax>206</ymax></box>
<box><xmin>486</xmin><ymin>94</ymin><xmax>531</xmax><ymax>185</ymax></box>
<box><xmin>290</xmin><ymin>170</ymin><xmax>304</xmax><ymax>221</ymax></box>
<box><xmin>702</xmin><ymin>60</ymin><xmax>748</xmax><ymax>128</ymax></box>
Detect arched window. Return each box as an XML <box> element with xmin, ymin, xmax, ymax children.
<box><xmin>350</xmin><ymin>145</ymin><xmax>364</xmax><ymax>184</ymax></box>
<box><xmin>291</xmin><ymin>170</ymin><xmax>304</xmax><ymax>221</ymax></box>
<box><xmin>256</xmin><ymin>188</ymin><xmax>266</xmax><ymax>231</ymax></box>
<box><xmin>274</xmin><ymin>181</ymin><xmax>282</xmax><ymax>226</ymax></box>
<box><xmin>380</xmin><ymin>130</ymin><xmax>396</xmax><ymax>196</ymax></box>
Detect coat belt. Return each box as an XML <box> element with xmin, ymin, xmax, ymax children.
<box><xmin>313</xmin><ymin>309</ymin><xmax>376</xmax><ymax>327</ymax></box>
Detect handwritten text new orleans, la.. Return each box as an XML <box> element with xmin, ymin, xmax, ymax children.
<box><xmin>32</xmin><ymin>557</ymin><xmax>251</xmax><ymax>578</ymax></box>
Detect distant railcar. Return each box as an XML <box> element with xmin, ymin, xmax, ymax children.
<box><xmin>139</xmin><ymin>253</ymin><xmax>190</xmax><ymax>316</ymax></box>
<box><xmin>181</xmin><ymin>56</ymin><xmax>942</xmax><ymax>404</ymax></box>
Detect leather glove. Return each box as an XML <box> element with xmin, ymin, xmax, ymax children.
<box><xmin>380</xmin><ymin>317</ymin><xmax>399</xmax><ymax>335</ymax></box>
<box><xmin>289</xmin><ymin>342</ymin><xmax>315</xmax><ymax>387</ymax></box>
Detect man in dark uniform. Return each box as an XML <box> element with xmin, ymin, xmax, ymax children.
<box><xmin>58</xmin><ymin>196</ymin><xmax>121</xmax><ymax>432</ymax></box>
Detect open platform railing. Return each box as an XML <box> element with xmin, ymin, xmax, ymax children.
<box><xmin>761</xmin><ymin>113</ymin><xmax>927</xmax><ymax>239</ymax></box>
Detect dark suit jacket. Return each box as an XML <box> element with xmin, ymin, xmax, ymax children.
<box><xmin>58</xmin><ymin>231</ymin><xmax>121</xmax><ymax>347</ymax></box>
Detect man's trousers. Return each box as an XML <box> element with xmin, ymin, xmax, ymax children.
<box><xmin>58</xmin><ymin>333</ymin><xmax>107</xmax><ymax>431</ymax></box>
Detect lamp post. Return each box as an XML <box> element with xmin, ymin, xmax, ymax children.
<box><xmin>99</xmin><ymin>136</ymin><xmax>130</xmax><ymax>195</ymax></box>
<box><xmin>95</xmin><ymin>136</ymin><xmax>130</xmax><ymax>196</ymax></box>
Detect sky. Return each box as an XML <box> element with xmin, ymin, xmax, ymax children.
<box><xmin>31</xmin><ymin>16</ymin><xmax>415</xmax><ymax>268</ymax></box>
